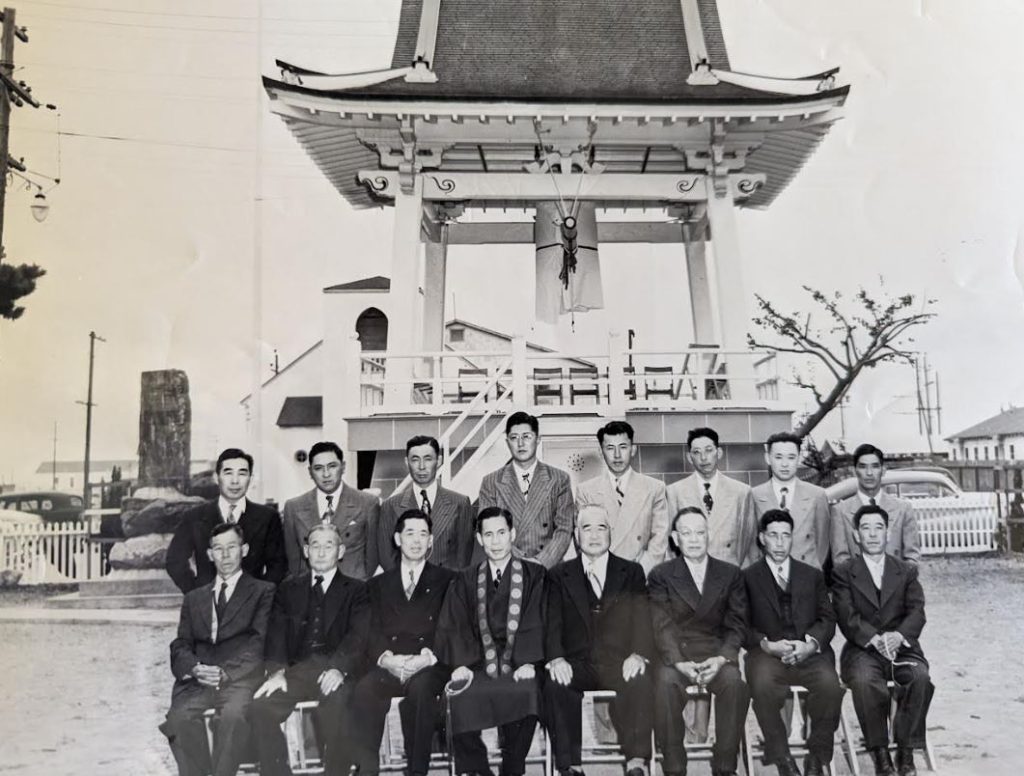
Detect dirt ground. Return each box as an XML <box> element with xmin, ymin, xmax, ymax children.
<box><xmin>0</xmin><ymin>556</ymin><xmax>1020</xmax><ymax>776</ymax></box>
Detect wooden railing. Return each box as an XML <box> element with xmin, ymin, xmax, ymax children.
<box><xmin>915</xmin><ymin>493</ymin><xmax>998</xmax><ymax>555</ymax></box>
<box><xmin>0</xmin><ymin>517</ymin><xmax>110</xmax><ymax>584</ymax></box>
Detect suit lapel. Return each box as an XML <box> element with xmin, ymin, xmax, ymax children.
<box><xmin>755</xmin><ymin>559</ymin><xmax>783</xmax><ymax>617</ymax></box>
<box><xmin>334</xmin><ymin>486</ymin><xmax>363</xmax><ymax>532</ymax></box>
<box><xmin>290</xmin><ymin>578</ymin><xmax>312</xmax><ymax>641</ymax></box>
<box><xmin>526</xmin><ymin>463</ymin><xmax>554</xmax><ymax>517</ymax></box>
<box><xmin>322</xmin><ymin>572</ymin><xmax>346</xmax><ymax>634</ymax></box>
<box><xmin>696</xmin><ymin>558</ymin><xmax>727</xmax><ymax>617</ymax></box>
<box><xmin>753</xmin><ymin>483</ymin><xmax>779</xmax><ymax>511</ymax></box>
<box><xmin>878</xmin><ymin>555</ymin><xmax>902</xmax><ymax>610</ymax></box>
<box><xmin>196</xmin><ymin>583</ymin><xmax>214</xmax><ymax>638</ymax></box>
<box><xmin>218</xmin><ymin>574</ymin><xmax>254</xmax><ymax>635</ymax></box>
<box><xmin>851</xmin><ymin>555</ymin><xmax>881</xmax><ymax>608</ymax></box>
<box><xmin>298</xmin><ymin>490</ymin><xmax>320</xmax><ymax>535</ymax></box>
<box><xmin>564</xmin><ymin>558</ymin><xmax>593</xmax><ymax>633</ymax></box>
<box><xmin>603</xmin><ymin>554</ymin><xmax>628</xmax><ymax>600</ymax></box>
<box><xmin>597</xmin><ymin>475</ymin><xmax>622</xmax><ymax>523</ymax></box>
<box><xmin>667</xmin><ymin>558</ymin><xmax>701</xmax><ymax>612</ymax></box>
<box><xmin>498</xmin><ymin>464</ymin><xmax>527</xmax><ymax>513</ymax></box>
<box><xmin>431</xmin><ymin>488</ymin><xmax>457</xmax><ymax>542</ymax></box>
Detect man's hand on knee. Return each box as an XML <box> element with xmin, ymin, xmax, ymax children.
<box><xmin>255</xmin><ymin>670</ymin><xmax>288</xmax><ymax>699</ymax></box>
<box><xmin>546</xmin><ymin>657</ymin><xmax>573</xmax><ymax>686</ymax></box>
<box><xmin>318</xmin><ymin>668</ymin><xmax>344</xmax><ymax>695</ymax></box>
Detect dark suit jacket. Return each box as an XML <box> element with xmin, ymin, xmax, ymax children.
<box><xmin>366</xmin><ymin>561</ymin><xmax>456</xmax><ymax>662</ymax></box>
<box><xmin>377</xmin><ymin>485</ymin><xmax>475</xmax><ymax>572</ymax></box>
<box><xmin>545</xmin><ymin>553</ymin><xmax>654</xmax><ymax>669</ymax></box>
<box><xmin>831</xmin><ymin>554</ymin><xmax>927</xmax><ymax>665</ymax></box>
<box><xmin>170</xmin><ymin>572</ymin><xmax>275</xmax><ymax>685</ymax></box>
<box><xmin>282</xmin><ymin>485</ymin><xmax>380</xmax><ymax>580</ymax></box>
<box><xmin>743</xmin><ymin>557</ymin><xmax>835</xmax><ymax>655</ymax></box>
<box><xmin>165</xmin><ymin>500</ymin><xmax>287</xmax><ymax>594</ymax></box>
<box><xmin>478</xmin><ymin>461</ymin><xmax>575</xmax><ymax>568</ymax></box>
<box><xmin>647</xmin><ymin>555</ymin><xmax>747</xmax><ymax>664</ymax></box>
<box><xmin>264</xmin><ymin>569</ymin><xmax>369</xmax><ymax>680</ymax></box>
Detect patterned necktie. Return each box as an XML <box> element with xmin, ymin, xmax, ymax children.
<box><xmin>614</xmin><ymin>478</ymin><xmax>625</xmax><ymax>507</ymax></box>
<box><xmin>215</xmin><ymin>583</ymin><xmax>228</xmax><ymax>620</ymax></box>
<box><xmin>587</xmin><ymin>566</ymin><xmax>603</xmax><ymax>598</ymax></box>
<box><xmin>493</xmin><ymin>566</ymin><xmax>502</xmax><ymax>589</ymax></box>
<box><xmin>225</xmin><ymin>503</ymin><xmax>239</xmax><ymax>524</ymax></box>
<box><xmin>779</xmin><ymin>487</ymin><xmax>788</xmax><ymax>510</ymax></box>
<box><xmin>776</xmin><ymin>563</ymin><xmax>788</xmax><ymax>588</ymax></box>
<box><xmin>323</xmin><ymin>494</ymin><xmax>334</xmax><ymax>523</ymax></box>
<box><xmin>522</xmin><ymin>472</ymin><xmax>531</xmax><ymax>499</ymax></box>
<box><xmin>312</xmin><ymin>574</ymin><xmax>325</xmax><ymax>602</ymax></box>
<box><xmin>703</xmin><ymin>482</ymin><xmax>714</xmax><ymax>513</ymax></box>
<box><xmin>869</xmin><ymin>496</ymin><xmax>877</xmax><ymax>506</ymax></box>
<box><xmin>405</xmin><ymin>568</ymin><xmax>416</xmax><ymax>600</ymax></box>
<box><xmin>420</xmin><ymin>489</ymin><xmax>431</xmax><ymax>515</ymax></box>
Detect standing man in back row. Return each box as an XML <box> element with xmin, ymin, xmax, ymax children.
<box><xmin>283</xmin><ymin>441</ymin><xmax>380</xmax><ymax>580</ymax></box>
<box><xmin>576</xmin><ymin>420</ymin><xmax>669</xmax><ymax>574</ymax></box>
<box><xmin>478</xmin><ymin>411</ymin><xmax>575</xmax><ymax>568</ymax></box>
<box><xmin>751</xmin><ymin>432</ymin><xmax>831</xmax><ymax>568</ymax></box>
<box><xmin>666</xmin><ymin>427</ymin><xmax>759</xmax><ymax>568</ymax></box>
<box><xmin>376</xmin><ymin>435</ymin><xmax>475</xmax><ymax>571</ymax></box>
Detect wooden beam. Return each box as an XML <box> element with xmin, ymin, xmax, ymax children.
<box><xmin>446</xmin><ymin>222</ymin><xmax>686</xmax><ymax>244</ymax></box>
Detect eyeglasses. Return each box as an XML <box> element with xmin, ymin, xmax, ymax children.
<box><xmin>508</xmin><ymin>433</ymin><xmax>536</xmax><ymax>443</ymax></box>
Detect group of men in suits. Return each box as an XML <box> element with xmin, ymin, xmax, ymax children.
<box><xmin>160</xmin><ymin>421</ymin><xmax>930</xmax><ymax>776</ymax></box>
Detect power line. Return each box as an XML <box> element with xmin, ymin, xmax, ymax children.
<box><xmin>25</xmin><ymin>11</ymin><xmax>396</xmax><ymax>37</ymax></box>
<box><xmin>20</xmin><ymin>59</ymin><xmax>255</xmax><ymax>82</ymax></box>
<box><xmin>17</xmin><ymin>0</ymin><xmax>398</xmax><ymax>24</ymax></box>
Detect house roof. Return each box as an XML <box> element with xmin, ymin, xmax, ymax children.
<box><xmin>277</xmin><ymin>396</ymin><xmax>324</xmax><ymax>428</ymax></box>
<box><xmin>34</xmin><ymin>459</ymin><xmax>137</xmax><ymax>475</ymax></box>
<box><xmin>324</xmin><ymin>275</ymin><xmax>391</xmax><ymax>292</ymax></box>
<box><xmin>946</xmin><ymin>407</ymin><xmax>1024</xmax><ymax>442</ymax></box>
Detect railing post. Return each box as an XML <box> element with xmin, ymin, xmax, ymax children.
<box><xmin>511</xmin><ymin>336</ymin><xmax>528</xmax><ymax>407</ymax></box>
<box><xmin>608</xmin><ymin>329</ymin><xmax>626</xmax><ymax>416</ymax></box>
<box><xmin>432</xmin><ymin>355</ymin><xmax>442</xmax><ymax>407</ymax></box>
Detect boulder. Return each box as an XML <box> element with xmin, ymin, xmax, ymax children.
<box><xmin>121</xmin><ymin>496</ymin><xmax>205</xmax><ymax>538</ymax></box>
<box><xmin>108</xmin><ymin>533</ymin><xmax>174</xmax><ymax>570</ymax></box>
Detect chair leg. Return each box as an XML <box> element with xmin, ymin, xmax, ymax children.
<box><xmin>924</xmin><ymin>736</ymin><xmax>938</xmax><ymax>772</ymax></box>
<box><xmin>838</xmin><ymin>705</ymin><xmax>861</xmax><ymax>776</ymax></box>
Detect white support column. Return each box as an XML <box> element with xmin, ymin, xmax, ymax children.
<box><xmin>607</xmin><ymin>330</ymin><xmax>627</xmax><ymax>417</ymax></box>
<box><xmin>705</xmin><ymin>178</ymin><xmax>755</xmax><ymax>400</ymax></box>
<box><xmin>422</xmin><ymin>221</ymin><xmax>448</xmax><ymax>352</ymax></box>
<box><xmin>683</xmin><ymin>223</ymin><xmax>716</xmax><ymax>345</ymax></box>
<box><xmin>386</xmin><ymin>176</ymin><xmax>424</xmax><ymax>405</ymax></box>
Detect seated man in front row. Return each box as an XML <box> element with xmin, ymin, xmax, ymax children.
<box><xmin>250</xmin><ymin>524</ymin><xmax>369</xmax><ymax>776</ymax></box>
<box><xmin>544</xmin><ymin>504</ymin><xmax>655</xmax><ymax>776</ymax></box>
<box><xmin>437</xmin><ymin>506</ymin><xmax>546</xmax><ymax>776</ymax></box>
<box><xmin>832</xmin><ymin>505</ymin><xmax>933</xmax><ymax>776</ymax></box>
<box><xmin>743</xmin><ymin>510</ymin><xmax>842</xmax><ymax>776</ymax></box>
<box><xmin>648</xmin><ymin>507</ymin><xmax>750</xmax><ymax>776</ymax></box>
<box><xmin>160</xmin><ymin>522</ymin><xmax>275</xmax><ymax>776</ymax></box>
<box><xmin>348</xmin><ymin>509</ymin><xmax>456</xmax><ymax>776</ymax></box>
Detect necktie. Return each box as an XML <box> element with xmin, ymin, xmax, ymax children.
<box><xmin>493</xmin><ymin>566</ymin><xmax>502</xmax><ymax>589</ymax></box>
<box><xmin>776</xmin><ymin>564</ymin><xmax>788</xmax><ymax>588</ymax></box>
<box><xmin>522</xmin><ymin>472</ymin><xmax>531</xmax><ymax>498</ymax></box>
<box><xmin>703</xmin><ymin>482</ymin><xmax>714</xmax><ymax>513</ymax></box>
<box><xmin>323</xmin><ymin>494</ymin><xmax>334</xmax><ymax>523</ymax></box>
<box><xmin>614</xmin><ymin>478</ymin><xmax>625</xmax><ymax>507</ymax></box>
<box><xmin>869</xmin><ymin>496</ymin><xmax>877</xmax><ymax>506</ymax></box>
<box><xmin>779</xmin><ymin>487</ymin><xmax>788</xmax><ymax>510</ymax></box>
<box><xmin>215</xmin><ymin>584</ymin><xmax>228</xmax><ymax>621</ymax></box>
<box><xmin>226</xmin><ymin>503</ymin><xmax>239</xmax><ymax>524</ymax></box>
<box><xmin>405</xmin><ymin>568</ymin><xmax>416</xmax><ymax>600</ymax></box>
<box><xmin>587</xmin><ymin>566</ymin><xmax>603</xmax><ymax>598</ymax></box>
<box><xmin>420</xmin><ymin>489</ymin><xmax>431</xmax><ymax>515</ymax></box>
<box><xmin>312</xmin><ymin>574</ymin><xmax>325</xmax><ymax>602</ymax></box>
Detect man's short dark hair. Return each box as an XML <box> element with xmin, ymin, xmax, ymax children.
<box><xmin>405</xmin><ymin>435</ymin><xmax>441</xmax><ymax>456</ymax></box>
<box><xmin>505</xmin><ymin>411</ymin><xmax>539</xmax><ymax>435</ymax></box>
<box><xmin>305</xmin><ymin>523</ymin><xmax>342</xmax><ymax>544</ymax></box>
<box><xmin>765</xmin><ymin>432</ymin><xmax>803</xmax><ymax>453</ymax></box>
<box><xmin>476</xmin><ymin>506</ymin><xmax>514</xmax><ymax>533</ymax></box>
<box><xmin>395</xmin><ymin>508</ymin><xmax>433</xmax><ymax>535</ymax></box>
<box><xmin>854</xmin><ymin>504</ymin><xmax>890</xmax><ymax>528</ymax></box>
<box><xmin>308</xmin><ymin>441</ymin><xmax>344</xmax><ymax>464</ymax></box>
<box><xmin>597</xmin><ymin>420</ymin><xmax>634</xmax><ymax>444</ymax></box>
<box><xmin>852</xmin><ymin>443</ymin><xmax>885</xmax><ymax>467</ymax></box>
<box><xmin>759</xmin><ymin>509</ymin><xmax>794</xmax><ymax>532</ymax></box>
<box><xmin>216</xmin><ymin>448</ymin><xmax>253</xmax><ymax>474</ymax></box>
<box><xmin>686</xmin><ymin>427</ymin><xmax>719</xmax><ymax>448</ymax></box>
<box><xmin>210</xmin><ymin>521</ymin><xmax>245</xmax><ymax>544</ymax></box>
<box><xmin>670</xmin><ymin>506</ymin><xmax>707</xmax><ymax>533</ymax></box>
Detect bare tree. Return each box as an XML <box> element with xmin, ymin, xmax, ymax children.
<box><xmin>747</xmin><ymin>283</ymin><xmax>935</xmax><ymax>438</ymax></box>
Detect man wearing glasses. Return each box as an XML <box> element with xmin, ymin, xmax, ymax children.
<box><xmin>478</xmin><ymin>411</ymin><xmax>575</xmax><ymax>568</ymax></box>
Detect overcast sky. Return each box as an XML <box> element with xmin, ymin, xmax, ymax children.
<box><xmin>2</xmin><ymin>0</ymin><xmax>1023</xmax><ymax>487</ymax></box>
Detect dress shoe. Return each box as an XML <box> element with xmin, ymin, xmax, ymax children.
<box><xmin>895</xmin><ymin>748</ymin><xmax>917</xmax><ymax>776</ymax></box>
<box><xmin>869</xmin><ymin>747</ymin><xmax>895</xmax><ymax>776</ymax></box>
<box><xmin>712</xmin><ymin>771</ymin><xmax>738</xmax><ymax>776</ymax></box>
<box><xmin>625</xmin><ymin>767</ymin><xmax>647</xmax><ymax>776</ymax></box>
<box><xmin>776</xmin><ymin>755</ymin><xmax>801</xmax><ymax>776</ymax></box>
<box><xmin>559</xmin><ymin>769</ymin><xmax>585</xmax><ymax>776</ymax></box>
<box><xmin>804</xmin><ymin>753</ymin><xmax>829</xmax><ymax>776</ymax></box>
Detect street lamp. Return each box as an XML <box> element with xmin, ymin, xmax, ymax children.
<box><xmin>30</xmin><ymin>191</ymin><xmax>48</xmax><ymax>222</ymax></box>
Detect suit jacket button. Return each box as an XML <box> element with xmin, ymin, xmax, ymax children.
<box><xmin>726</xmin><ymin>542</ymin><xmax>732</xmax><ymax>547</ymax></box>
<box><xmin>542</xmin><ymin>523</ymin><xmax>549</xmax><ymax>528</ymax></box>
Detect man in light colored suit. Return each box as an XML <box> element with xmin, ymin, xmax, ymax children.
<box><xmin>376</xmin><ymin>435</ymin><xmax>475</xmax><ymax>571</ymax></box>
<box><xmin>283</xmin><ymin>441</ymin><xmax>380</xmax><ymax>580</ymax></box>
<box><xmin>576</xmin><ymin>420</ymin><xmax>669</xmax><ymax>574</ymax></box>
<box><xmin>751</xmin><ymin>432</ymin><xmax>831</xmax><ymax>568</ymax></box>
<box><xmin>478</xmin><ymin>411</ymin><xmax>575</xmax><ymax>568</ymax></box>
<box><xmin>831</xmin><ymin>443</ymin><xmax>920</xmax><ymax>568</ymax></box>
<box><xmin>666</xmin><ymin>427</ymin><xmax>759</xmax><ymax>568</ymax></box>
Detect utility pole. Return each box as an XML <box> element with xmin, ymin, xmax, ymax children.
<box><xmin>51</xmin><ymin>420</ymin><xmax>56</xmax><ymax>488</ymax></box>
<box><xmin>77</xmin><ymin>331</ymin><xmax>105</xmax><ymax>506</ymax></box>
<box><xmin>0</xmin><ymin>7</ymin><xmax>37</xmax><ymax>259</ymax></box>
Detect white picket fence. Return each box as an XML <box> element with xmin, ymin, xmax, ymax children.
<box><xmin>915</xmin><ymin>492</ymin><xmax>999</xmax><ymax>555</ymax></box>
<box><xmin>0</xmin><ymin>519</ymin><xmax>108</xmax><ymax>584</ymax></box>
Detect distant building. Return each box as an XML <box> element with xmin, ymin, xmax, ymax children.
<box><xmin>29</xmin><ymin>459</ymin><xmax>209</xmax><ymax>493</ymax></box>
<box><xmin>946</xmin><ymin>407</ymin><xmax>1024</xmax><ymax>462</ymax></box>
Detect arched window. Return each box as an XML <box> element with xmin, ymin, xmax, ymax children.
<box><xmin>355</xmin><ymin>307</ymin><xmax>388</xmax><ymax>351</ymax></box>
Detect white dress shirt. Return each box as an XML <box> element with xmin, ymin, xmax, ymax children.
<box><xmin>863</xmin><ymin>553</ymin><xmax>886</xmax><ymax>589</ymax></box>
<box><xmin>489</xmin><ymin>557</ymin><xmax>512</xmax><ymax>583</ymax></box>
<box><xmin>211</xmin><ymin>568</ymin><xmax>244</xmax><ymax>642</ymax></box>
<box><xmin>609</xmin><ymin>467</ymin><xmax>633</xmax><ymax>497</ymax></box>
<box><xmin>512</xmin><ymin>460</ymin><xmax>539</xmax><ymax>496</ymax></box>
<box><xmin>312</xmin><ymin>567</ymin><xmax>338</xmax><ymax>591</ymax></box>
<box><xmin>695</xmin><ymin>471</ymin><xmax>721</xmax><ymax>506</ymax></box>
<box><xmin>218</xmin><ymin>496</ymin><xmax>247</xmax><ymax>523</ymax></box>
<box><xmin>769</xmin><ymin>556</ymin><xmax>792</xmax><ymax>589</ymax></box>
<box><xmin>684</xmin><ymin>555</ymin><xmax>708</xmax><ymax>594</ymax></box>
<box><xmin>317</xmin><ymin>485</ymin><xmax>344</xmax><ymax>519</ymax></box>
<box><xmin>583</xmin><ymin>551</ymin><xmax>609</xmax><ymax>597</ymax></box>
<box><xmin>772</xmin><ymin>478</ymin><xmax>797</xmax><ymax>508</ymax></box>
<box><xmin>401</xmin><ymin>559</ymin><xmax>426</xmax><ymax>594</ymax></box>
<box><xmin>858</xmin><ymin>490</ymin><xmax>883</xmax><ymax>506</ymax></box>
<box><xmin>415</xmin><ymin>482</ymin><xmax>439</xmax><ymax>512</ymax></box>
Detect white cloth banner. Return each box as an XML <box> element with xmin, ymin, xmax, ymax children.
<box><xmin>534</xmin><ymin>201</ymin><xmax>604</xmax><ymax>324</ymax></box>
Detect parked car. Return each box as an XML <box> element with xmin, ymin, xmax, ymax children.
<box><xmin>0</xmin><ymin>508</ymin><xmax>44</xmax><ymax>528</ymax></box>
<box><xmin>825</xmin><ymin>469</ymin><xmax>963</xmax><ymax>504</ymax></box>
<box><xmin>0</xmin><ymin>492</ymin><xmax>85</xmax><ymax>522</ymax></box>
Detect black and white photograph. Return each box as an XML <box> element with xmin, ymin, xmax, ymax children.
<box><xmin>0</xmin><ymin>1</ymin><xmax>1020</xmax><ymax>775</ymax></box>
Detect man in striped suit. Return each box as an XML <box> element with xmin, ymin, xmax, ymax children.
<box><xmin>478</xmin><ymin>411</ymin><xmax>575</xmax><ymax>568</ymax></box>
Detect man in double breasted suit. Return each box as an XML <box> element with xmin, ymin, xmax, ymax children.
<box><xmin>250</xmin><ymin>523</ymin><xmax>369</xmax><ymax>776</ymax></box>
<box><xmin>832</xmin><ymin>504</ymin><xmax>932</xmax><ymax>776</ymax></box>
<box><xmin>350</xmin><ymin>509</ymin><xmax>456</xmax><ymax>776</ymax></box>
<box><xmin>283</xmin><ymin>441</ymin><xmax>380</xmax><ymax>580</ymax></box>
<box><xmin>377</xmin><ymin>435</ymin><xmax>475</xmax><ymax>571</ymax></box>
<box><xmin>478</xmin><ymin>411</ymin><xmax>575</xmax><ymax>568</ymax></box>
<box><xmin>666</xmin><ymin>427</ymin><xmax>759</xmax><ymax>568</ymax></box>
<box><xmin>544</xmin><ymin>504</ymin><xmax>655</xmax><ymax>776</ymax></box>
<box><xmin>830</xmin><ymin>444</ymin><xmax>920</xmax><ymax>568</ymax></box>
<box><xmin>751</xmin><ymin>432</ymin><xmax>831</xmax><ymax>568</ymax></box>
<box><xmin>576</xmin><ymin>420</ymin><xmax>669</xmax><ymax>574</ymax></box>
<box><xmin>648</xmin><ymin>508</ymin><xmax>750</xmax><ymax>776</ymax></box>
<box><xmin>166</xmin><ymin>448</ymin><xmax>287</xmax><ymax>594</ymax></box>
<box><xmin>160</xmin><ymin>522</ymin><xmax>276</xmax><ymax>776</ymax></box>
<box><xmin>743</xmin><ymin>510</ymin><xmax>842</xmax><ymax>776</ymax></box>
